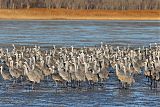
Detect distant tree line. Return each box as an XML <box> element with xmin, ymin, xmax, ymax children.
<box><xmin>0</xmin><ymin>0</ymin><xmax>159</xmax><ymax>10</ymax></box>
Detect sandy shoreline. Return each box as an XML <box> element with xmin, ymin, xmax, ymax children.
<box><xmin>0</xmin><ymin>8</ymin><xmax>159</xmax><ymax>20</ymax></box>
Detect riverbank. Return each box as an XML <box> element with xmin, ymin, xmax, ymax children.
<box><xmin>0</xmin><ymin>8</ymin><xmax>159</xmax><ymax>20</ymax></box>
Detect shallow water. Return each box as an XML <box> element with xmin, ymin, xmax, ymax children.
<box><xmin>0</xmin><ymin>20</ymin><xmax>159</xmax><ymax>47</ymax></box>
<box><xmin>0</xmin><ymin>73</ymin><xmax>160</xmax><ymax>107</ymax></box>
<box><xmin>0</xmin><ymin>20</ymin><xmax>160</xmax><ymax>106</ymax></box>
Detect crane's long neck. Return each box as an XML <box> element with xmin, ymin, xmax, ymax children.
<box><xmin>102</xmin><ymin>59</ymin><xmax>105</xmax><ymax>68</ymax></box>
<box><xmin>65</xmin><ymin>60</ymin><xmax>69</xmax><ymax>71</ymax></box>
<box><xmin>123</xmin><ymin>66</ymin><xmax>127</xmax><ymax>75</ymax></box>
<box><xmin>40</xmin><ymin>59</ymin><xmax>44</xmax><ymax>68</ymax></box>
<box><xmin>81</xmin><ymin>52</ymin><xmax>85</xmax><ymax>63</ymax></box>
<box><xmin>115</xmin><ymin>64</ymin><xmax>119</xmax><ymax>75</ymax></box>
<box><xmin>47</xmin><ymin>55</ymin><xmax>51</xmax><ymax>65</ymax></box>
<box><xmin>94</xmin><ymin>60</ymin><xmax>97</xmax><ymax>71</ymax></box>
<box><xmin>24</xmin><ymin>65</ymin><xmax>29</xmax><ymax>75</ymax></box>
<box><xmin>145</xmin><ymin>48</ymin><xmax>148</xmax><ymax>55</ymax></box>
<box><xmin>10</xmin><ymin>60</ymin><xmax>14</xmax><ymax>69</ymax></box>
<box><xmin>71</xmin><ymin>46</ymin><xmax>74</xmax><ymax>53</ymax></box>
<box><xmin>32</xmin><ymin>64</ymin><xmax>35</xmax><ymax>71</ymax></box>
<box><xmin>84</xmin><ymin>62</ymin><xmax>88</xmax><ymax>73</ymax></box>
<box><xmin>16</xmin><ymin>61</ymin><xmax>19</xmax><ymax>68</ymax></box>
<box><xmin>15</xmin><ymin>52</ymin><xmax>18</xmax><ymax>61</ymax></box>
<box><xmin>6</xmin><ymin>48</ymin><xmax>9</xmax><ymax>55</ymax></box>
<box><xmin>29</xmin><ymin>57</ymin><xmax>32</xmax><ymax>67</ymax></box>
<box><xmin>74</xmin><ymin>62</ymin><xmax>77</xmax><ymax>72</ymax></box>
<box><xmin>77</xmin><ymin>56</ymin><xmax>80</xmax><ymax>65</ymax></box>
<box><xmin>128</xmin><ymin>63</ymin><xmax>131</xmax><ymax>71</ymax></box>
<box><xmin>124</xmin><ymin>57</ymin><xmax>127</xmax><ymax>66</ymax></box>
<box><xmin>144</xmin><ymin>62</ymin><xmax>148</xmax><ymax>71</ymax></box>
<box><xmin>0</xmin><ymin>66</ymin><xmax>3</xmax><ymax>74</ymax></box>
<box><xmin>32</xmin><ymin>56</ymin><xmax>36</xmax><ymax>65</ymax></box>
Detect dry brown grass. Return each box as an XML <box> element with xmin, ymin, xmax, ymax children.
<box><xmin>0</xmin><ymin>8</ymin><xmax>159</xmax><ymax>20</ymax></box>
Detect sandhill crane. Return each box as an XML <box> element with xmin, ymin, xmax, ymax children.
<box><xmin>68</xmin><ymin>63</ymin><xmax>77</xmax><ymax>87</ymax></box>
<box><xmin>23</xmin><ymin>64</ymin><xmax>40</xmax><ymax>89</ymax></box>
<box><xmin>122</xmin><ymin>65</ymin><xmax>135</xmax><ymax>87</ymax></box>
<box><xmin>36</xmin><ymin>57</ymin><xmax>52</xmax><ymax>80</ymax></box>
<box><xmin>115</xmin><ymin>63</ymin><xmax>135</xmax><ymax>88</ymax></box>
<box><xmin>42</xmin><ymin>65</ymin><xmax>52</xmax><ymax>80</ymax></box>
<box><xmin>146</xmin><ymin>60</ymin><xmax>160</xmax><ymax>88</ymax></box>
<box><xmin>0</xmin><ymin>65</ymin><xmax>12</xmax><ymax>81</ymax></box>
<box><xmin>84</xmin><ymin>62</ymin><xmax>93</xmax><ymax>86</ymax></box>
<box><xmin>8</xmin><ymin>60</ymin><xmax>21</xmax><ymax>84</ymax></box>
<box><xmin>74</xmin><ymin>64</ymin><xmax>86</xmax><ymax>87</ymax></box>
<box><xmin>144</xmin><ymin>61</ymin><xmax>151</xmax><ymax>80</ymax></box>
<box><xmin>31</xmin><ymin>64</ymin><xmax>44</xmax><ymax>81</ymax></box>
<box><xmin>98</xmin><ymin>59</ymin><xmax>109</xmax><ymax>82</ymax></box>
<box><xmin>131</xmin><ymin>61</ymin><xmax>142</xmax><ymax>74</ymax></box>
<box><xmin>58</xmin><ymin>61</ymin><xmax>71</xmax><ymax>86</ymax></box>
<box><xmin>51</xmin><ymin>65</ymin><xmax>65</xmax><ymax>88</ymax></box>
<box><xmin>90</xmin><ymin>69</ymin><xmax>99</xmax><ymax>84</ymax></box>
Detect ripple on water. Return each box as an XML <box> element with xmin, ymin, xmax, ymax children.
<box><xmin>0</xmin><ymin>20</ymin><xmax>159</xmax><ymax>47</ymax></box>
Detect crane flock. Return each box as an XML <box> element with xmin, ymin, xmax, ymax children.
<box><xmin>0</xmin><ymin>43</ymin><xmax>160</xmax><ymax>90</ymax></box>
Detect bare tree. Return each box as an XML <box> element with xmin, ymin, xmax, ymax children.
<box><xmin>0</xmin><ymin>0</ymin><xmax>159</xmax><ymax>10</ymax></box>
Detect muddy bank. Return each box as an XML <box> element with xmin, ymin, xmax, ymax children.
<box><xmin>0</xmin><ymin>9</ymin><xmax>159</xmax><ymax>20</ymax></box>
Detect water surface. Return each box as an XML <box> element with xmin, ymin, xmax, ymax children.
<box><xmin>0</xmin><ymin>20</ymin><xmax>160</xmax><ymax>107</ymax></box>
<box><xmin>0</xmin><ymin>20</ymin><xmax>159</xmax><ymax>47</ymax></box>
